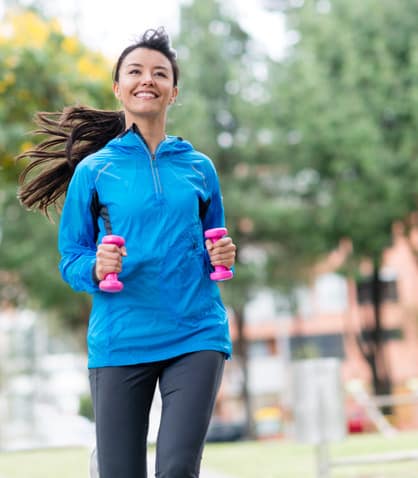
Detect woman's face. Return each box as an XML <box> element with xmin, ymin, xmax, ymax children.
<box><xmin>113</xmin><ymin>47</ymin><xmax>178</xmax><ymax>124</ymax></box>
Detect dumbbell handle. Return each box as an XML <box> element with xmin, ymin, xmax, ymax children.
<box><xmin>99</xmin><ymin>235</ymin><xmax>125</xmax><ymax>293</ymax></box>
<box><xmin>204</xmin><ymin>227</ymin><xmax>233</xmax><ymax>281</ymax></box>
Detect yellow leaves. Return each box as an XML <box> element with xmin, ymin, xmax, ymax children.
<box><xmin>20</xmin><ymin>141</ymin><xmax>34</xmax><ymax>153</ymax></box>
<box><xmin>10</xmin><ymin>11</ymin><xmax>49</xmax><ymax>48</ymax></box>
<box><xmin>76</xmin><ymin>56</ymin><xmax>110</xmax><ymax>83</ymax></box>
<box><xmin>0</xmin><ymin>9</ymin><xmax>112</xmax><ymax>87</ymax></box>
<box><xmin>0</xmin><ymin>8</ymin><xmax>115</xmax><ymax>188</ymax></box>
<box><xmin>0</xmin><ymin>10</ymin><xmax>63</xmax><ymax>50</ymax></box>
<box><xmin>4</xmin><ymin>55</ymin><xmax>18</xmax><ymax>68</ymax></box>
<box><xmin>4</xmin><ymin>72</ymin><xmax>15</xmax><ymax>84</ymax></box>
<box><xmin>61</xmin><ymin>36</ymin><xmax>79</xmax><ymax>56</ymax></box>
<box><xmin>0</xmin><ymin>7</ymin><xmax>114</xmax><ymax>122</ymax></box>
<box><xmin>0</xmin><ymin>72</ymin><xmax>16</xmax><ymax>94</ymax></box>
<box><xmin>49</xmin><ymin>18</ymin><xmax>62</xmax><ymax>34</ymax></box>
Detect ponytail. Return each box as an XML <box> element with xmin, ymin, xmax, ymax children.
<box><xmin>17</xmin><ymin>106</ymin><xmax>125</xmax><ymax>217</ymax></box>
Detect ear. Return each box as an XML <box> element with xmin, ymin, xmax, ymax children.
<box><xmin>169</xmin><ymin>86</ymin><xmax>179</xmax><ymax>104</ymax></box>
<box><xmin>113</xmin><ymin>82</ymin><xmax>121</xmax><ymax>100</ymax></box>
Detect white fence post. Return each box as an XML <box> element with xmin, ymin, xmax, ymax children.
<box><xmin>291</xmin><ymin>358</ymin><xmax>346</xmax><ymax>478</ymax></box>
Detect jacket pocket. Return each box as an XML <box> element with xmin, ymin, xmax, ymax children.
<box><xmin>161</xmin><ymin>222</ymin><xmax>210</xmax><ymax>321</ymax></box>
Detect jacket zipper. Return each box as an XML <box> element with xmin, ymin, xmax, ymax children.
<box><xmin>136</xmin><ymin>134</ymin><xmax>165</xmax><ymax>197</ymax></box>
<box><xmin>149</xmin><ymin>151</ymin><xmax>163</xmax><ymax>196</ymax></box>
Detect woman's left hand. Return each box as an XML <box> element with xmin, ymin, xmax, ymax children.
<box><xmin>205</xmin><ymin>236</ymin><xmax>236</xmax><ymax>270</ymax></box>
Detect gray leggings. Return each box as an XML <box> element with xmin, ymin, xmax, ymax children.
<box><xmin>89</xmin><ymin>351</ymin><xmax>225</xmax><ymax>478</ymax></box>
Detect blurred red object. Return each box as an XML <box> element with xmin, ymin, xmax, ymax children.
<box><xmin>347</xmin><ymin>413</ymin><xmax>365</xmax><ymax>433</ymax></box>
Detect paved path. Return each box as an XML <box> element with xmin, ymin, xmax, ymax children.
<box><xmin>90</xmin><ymin>450</ymin><xmax>234</xmax><ymax>478</ymax></box>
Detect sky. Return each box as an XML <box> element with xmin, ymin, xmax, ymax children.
<box><xmin>0</xmin><ymin>0</ymin><xmax>285</xmax><ymax>60</ymax></box>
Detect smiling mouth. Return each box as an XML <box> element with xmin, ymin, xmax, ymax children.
<box><xmin>134</xmin><ymin>92</ymin><xmax>158</xmax><ymax>99</ymax></box>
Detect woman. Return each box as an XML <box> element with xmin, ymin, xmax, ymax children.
<box><xmin>18</xmin><ymin>27</ymin><xmax>236</xmax><ymax>478</ymax></box>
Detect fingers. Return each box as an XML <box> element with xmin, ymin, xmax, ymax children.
<box><xmin>205</xmin><ymin>237</ymin><xmax>237</xmax><ymax>269</ymax></box>
<box><xmin>95</xmin><ymin>244</ymin><xmax>127</xmax><ymax>281</ymax></box>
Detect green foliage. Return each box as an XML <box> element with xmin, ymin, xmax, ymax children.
<box><xmin>0</xmin><ymin>180</ymin><xmax>92</xmax><ymax>332</ymax></box>
<box><xmin>260</xmin><ymin>0</ymin><xmax>418</xmax><ymax>397</ymax></box>
<box><xmin>171</xmin><ymin>1</ymin><xmax>249</xmax><ymax>159</ymax></box>
<box><xmin>169</xmin><ymin>0</ymin><xmax>270</xmax><ymax>309</ymax></box>
<box><xmin>0</xmin><ymin>9</ymin><xmax>115</xmax><ymax>178</ymax></box>
<box><xmin>78</xmin><ymin>393</ymin><xmax>94</xmax><ymax>422</ymax></box>
<box><xmin>0</xmin><ymin>8</ymin><xmax>115</xmax><ymax>332</ymax></box>
<box><xmin>269</xmin><ymin>0</ymin><xmax>418</xmax><ymax>264</ymax></box>
<box><xmin>6</xmin><ymin>0</ymin><xmax>418</xmax><ymax>337</ymax></box>
<box><xmin>171</xmin><ymin>0</ymin><xmax>292</xmax><ymax>309</ymax></box>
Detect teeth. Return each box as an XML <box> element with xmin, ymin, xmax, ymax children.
<box><xmin>135</xmin><ymin>92</ymin><xmax>156</xmax><ymax>98</ymax></box>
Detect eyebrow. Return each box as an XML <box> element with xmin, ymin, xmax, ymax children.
<box><xmin>126</xmin><ymin>62</ymin><xmax>169</xmax><ymax>71</ymax></box>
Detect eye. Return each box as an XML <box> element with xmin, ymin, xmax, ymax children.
<box><xmin>155</xmin><ymin>71</ymin><xmax>168</xmax><ymax>78</ymax></box>
<box><xmin>129</xmin><ymin>69</ymin><xmax>141</xmax><ymax>75</ymax></box>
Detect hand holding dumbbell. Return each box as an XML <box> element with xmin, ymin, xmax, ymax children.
<box><xmin>204</xmin><ymin>227</ymin><xmax>234</xmax><ymax>281</ymax></box>
<box><xmin>98</xmin><ymin>235</ymin><xmax>125</xmax><ymax>292</ymax></box>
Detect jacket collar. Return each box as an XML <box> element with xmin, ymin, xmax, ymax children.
<box><xmin>110</xmin><ymin>123</ymin><xmax>193</xmax><ymax>156</ymax></box>
<box><xmin>118</xmin><ymin>123</ymin><xmax>145</xmax><ymax>140</ymax></box>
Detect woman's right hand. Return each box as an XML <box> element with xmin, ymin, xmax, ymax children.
<box><xmin>95</xmin><ymin>243</ymin><xmax>128</xmax><ymax>281</ymax></box>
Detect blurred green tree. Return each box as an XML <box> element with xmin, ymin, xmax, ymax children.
<box><xmin>170</xmin><ymin>0</ymin><xmax>292</xmax><ymax>437</ymax></box>
<box><xmin>0</xmin><ymin>8</ymin><xmax>115</xmax><ymax>337</ymax></box>
<box><xmin>170</xmin><ymin>0</ymin><xmax>256</xmax><ymax>437</ymax></box>
<box><xmin>265</xmin><ymin>0</ymin><xmax>418</xmax><ymax>397</ymax></box>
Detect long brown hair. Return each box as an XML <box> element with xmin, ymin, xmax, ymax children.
<box><xmin>17</xmin><ymin>26</ymin><xmax>179</xmax><ymax>217</ymax></box>
<box><xmin>17</xmin><ymin>106</ymin><xmax>124</xmax><ymax>216</ymax></box>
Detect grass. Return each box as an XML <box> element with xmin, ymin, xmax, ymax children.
<box><xmin>1</xmin><ymin>432</ymin><xmax>418</xmax><ymax>477</ymax></box>
<box><xmin>203</xmin><ymin>431</ymin><xmax>418</xmax><ymax>477</ymax></box>
<box><xmin>0</xmin><ymin>447</ymin><xmax>90</xmax><ymax>478</ymax></box>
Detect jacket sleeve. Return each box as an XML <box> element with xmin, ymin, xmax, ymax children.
<box><xmin>201</xmin><ymin>159</ymin><xmax>226</xmax><ymax>231</ymax></box>
<box><xmin>201</xmin><ymin>159</ymin><xmax>229</xmax><ymax>272</ymax></box>
<box><xmin>58</xmin><ymin>162</ymin><xmax>100</xmax><ymax>294</ymax></box>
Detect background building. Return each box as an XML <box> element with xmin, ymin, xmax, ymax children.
<box><xmin>214</xmin><ymin>226</ymin><xmax>418</xmax><ymax>438</ymax></box>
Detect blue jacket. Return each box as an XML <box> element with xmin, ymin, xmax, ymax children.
<box><xmin>58</xmin><ymin>127</ymin><xmax>232</xmax><ymax>367</ymax></box>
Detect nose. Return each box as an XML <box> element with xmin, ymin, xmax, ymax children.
<box><xmin>141</xmin><ymin>70</ymin><xmax>154</xmax><ymax>85</ymax></box>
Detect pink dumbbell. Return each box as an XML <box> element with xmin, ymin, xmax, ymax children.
<box><xmin>99</xmin><ymin>235</ymin><xmax>125</xmax><ymax>293</ymax></box>
<box><xmin>204</xmin><ymin>227</ymin><xmax>234</xmax><ymax>281</ymax></box>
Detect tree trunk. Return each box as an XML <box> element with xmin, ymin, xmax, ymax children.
<box><xmin>357</xmin><ymin>260</ymin><xmax>392</xmax><ymax>413</ymax></box>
